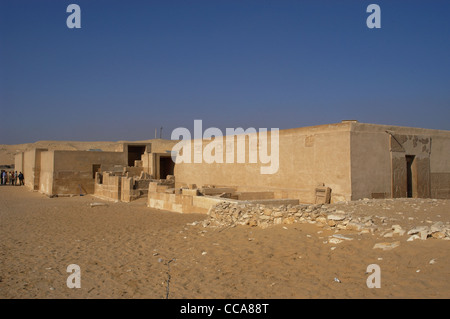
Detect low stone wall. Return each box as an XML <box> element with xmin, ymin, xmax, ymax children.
<box><xmin>202</xmin><ymin>201</ymin><xmax>450</xmax><ymax>241</ymax></box>
<box><xmin>94</xmin><ymin>172</ymin><xmax>121</xmax><ymax>201</ymax></box>
<box><xmin>204</xmin><ymin>202</ymin><xmax>348</xmax><ymax>229</ymax></box>
<box><xmin>148</xmin><ymin>181</ymin><xmax>300</xmax><ymax>214</ymax></box>
<box><xmin>94</xmin><ymin>171</ymin><xmax>153</xmax><ymax>202</ymax></box>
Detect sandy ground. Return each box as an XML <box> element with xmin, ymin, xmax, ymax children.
<box><xmin>0</xmin><ymin>186</ymin><xmax>449</xmax><ymax>299</ymax></box>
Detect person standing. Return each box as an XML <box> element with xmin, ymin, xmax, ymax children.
<box><xmin>2</xmin><ymin>171</ymin><xmax>6</xmax><ymax>185</ymax></box>
<box><xmin>18</xmin><ymin>172</ymin><xmax>24</xmax><ymax>186</ymax></box>
<box><xmin>14</xmin><ymin>171</ymin><xmax>18</xmax><ymax>186</ymax></box>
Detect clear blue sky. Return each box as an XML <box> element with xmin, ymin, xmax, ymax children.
<box><xmin>1</xmin><ymin>0</ymin><xmax>449</xmax><ymax>144</ymax></box>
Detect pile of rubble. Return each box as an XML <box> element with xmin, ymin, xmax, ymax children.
<box><xmin>200</xmin><ymin>201</ymin><xmax>450</xmax><ymax>241</ymax></box>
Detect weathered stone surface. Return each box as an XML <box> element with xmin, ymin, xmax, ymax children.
<box><xmin>332</xmin><ymin>234</ymin><xmax>353</xmax><ymax>241</ymax></box>
<box><xmin>283</xmin><ymin>217</ymin><xmax>295</xmax><ymax>224</ymax></box>
<box><xmin>383</xmin><ymin>232</ymin><xmax>394</xmax><ymax>238</ymax></box>
<box><xmin>407</xmin><ymin>226</ymin><xmax>429</xmax><ymax>235</ymax></box>
<box><xmin>392</xmin><ymin>225</ymin><xmax>405</xmax><ymax>236</ymax></box>
<box><xmin>327</xmin><ymin>220</ymin><xmax>336</xmax><ymax>227</ymax></box>
<box><xmin>316</xmin><ymin>216</ymin><xmax>327</xmax><ymax>224</ymax></box>
<box><xmin>198</xmin><ymin>200</ymin><xmax>450</xmax><ymax>242</ymax></box>
<box><xmin>373</xmin><ymin>241</ymin><xmax>400</xmax><ymax>251</ymax></box>
<box><xmin>431</xmin><ymin>231</ymin><xmax>446</xmax><ymax>239</ymax></box>
<box><xmin>431</xmin><ymin>221</ymin><xmax>444</xmax><ymax>233</ymax></box>
<box><xmin>407</xmin><ymin>234</ymin><xmax>420</xmax><ymax>241</ymax></box>
<box><xmin>345</xmin><ymin>221</ymin><xmax>364</xmax><ymax>231</ymax></box>
<box><xmin>329</xmin><ymin>238</ymin><xmax>342</xmax><ymax>244</ymax></box>
<box><xmin>327</xmin><ymin>213</ymin><xmax>346</xmax><ymax>221</ymax></box>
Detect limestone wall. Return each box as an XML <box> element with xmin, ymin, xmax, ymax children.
<box><xmin>430</xmin><ymin>135</ymin><xmax>450</xmax><ymax>199</ymax></box>
<box><xmin>173</xmin><ymin>123</ymin><xmax>353</xmax><ymax>204</ymax></box>
<box><xmin>39</xmin><ymin>151</ymin><xmax>54</xmax><ymax>195</ymax></box>
<box><xmin>94</xmin><ymin>172</ymin><xmax>122</xmax><ymax>201</ymax></box>
<box><xmin>14</xmin><ymin>152</ymin><xmax>24</xmax><ymax>175</ymax></box>
<box><xmin>51</xmin><ymin>150</ymin><xmax>126</xmax><ymax>195</ymax></box>
<box><xmin>349</xmin><ymin>129</ymin><xmax>393</xmax><ymax>200</ymax></box>
<box><xmin>22</xmin><ymin>148</ymin><xmax>47</xmax><ymax>191</ymax></box>
<box><xmin>120</xmin><ymin>176</ymin><xmax>145</xmax><ymax>202</ymax></box>
<box><xmin>349</xmin><ymin>123</ymin><xmax>450</xmax><ymax>200</ymax></box>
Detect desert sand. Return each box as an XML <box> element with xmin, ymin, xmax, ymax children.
<box><xmin>0</xmin><ymin>185</ymin><xmax>449</xmax><ymax>299</ymax></box>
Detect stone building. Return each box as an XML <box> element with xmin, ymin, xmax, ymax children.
<box><xmin>15</xmin><ymin>121</ymin><xmax>450</xmax><ymax>211</ymax></box>
<box><xmin>172</xmin><ymin>121</ymin><xmax>450</xmax><ymax>203</ymax></box>
<box><xmin>14</xmin><ymin>140</ymin><xmax>178</xmax><ymax>199</ymax></box>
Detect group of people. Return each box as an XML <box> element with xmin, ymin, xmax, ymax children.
<box><xmin>1</xmin><ymin>171</ymin><xmax>24</xmax><ymax>186</ymax></box>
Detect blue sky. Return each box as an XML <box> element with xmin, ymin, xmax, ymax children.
<box><xmin>1</xmin><ymin>0</ymin><xmax>449</xmax><ymax>144</ymax></box>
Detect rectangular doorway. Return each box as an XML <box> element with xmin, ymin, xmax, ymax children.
<box><xmin>92</xmin><ymin>164</ymin><xmax>101</xmax><ymax>179</ymax></box>
<box><xmin>128</xmin><ymin>145</ymin><xmax>146</xmax><ymax>166</ymax></box>
<box><xmin>406</xmin><ymin>155</ymin><xmax>415</xmax><ymax>198</ymax></box>
<box><xmin>159</xmin><ymin>156</ymin><xmax>175</xmax><ymax>179</ymax></box>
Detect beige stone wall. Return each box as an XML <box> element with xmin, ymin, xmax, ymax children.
<box><xmin>173</xmin><ymin>123</ymin><xmax>352</xmax><ymax>204</ymax></box>
<box><xmin>349</xmin><ymin>131</ymin><xmax>392</xmax><ymax>200</ymax></box>
<box><xmin>140</xmin><ymin>153</ymin><xmax>153</xmax><ymax>176</ymax></box>
<box><xmin>120</xmin><ymin>176</ymin><xmax>141</xmax><ymax>202</ymax></box>
<box><xmin>51</xmin><ymin>151</ymin><xmax>126</xmax><ymax>195</ymax></box>
<box><xmin>23</xmin><ymin>148</ymin><xmax>47</xmax><ymax>191</ymax></box>
<box><xmin>94</xmin><ymin>172</ymin><xmax>122</xmax><ymax>201</ymax></box>
<box><xmin>349</xmin><ymin>123</ymin><xmax>450</xmax><ymax>200</ymax></box>
<box><xmin>430</xmin><ymin>135</ymin><xmax>450</xmax><ymax>199</ymax></box>
<box><xmin>14</xmin><ymin>152</ymin><xmax>24</xmax><ymax>175</ymax></box>
<box><xmin>23</xmin><ymin>150</ymin><xmax>36</xmax><ymax>190</ymax></box>
<box><xmin>39</xmin><ymin>151</ymin><xmax>54</xmax><ymax>196</ymax></box>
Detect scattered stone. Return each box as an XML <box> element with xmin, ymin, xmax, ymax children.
<box><xmin>419</xmin><ymin>230</ymin><xmax>430</xmax><ymax>240</ymax></box>
<box><xmin>392</xmin><ymin>225</ymin><xmax>405</xmax><ymax>236</ymax></box>
<box><xmin>201</xmin><ymin>200</ymin><xmax>450</xmax><ymax>242</ymax></box>
<box><xmin>407</xmin><ymin>226</ymin><xmax>429</xmax><ymax>235</ymax></box>
<box><xmin>431</xmin><ymin>231</ymin><xmax>446</xmax><ymax>239</ymax></box>
<box><xmin>332</xmin><ymin>234</ymin><xmax>353</xmax><ymax>241</ymax></box>
<box><xmin>373</xmin><ymin>241</ymin><xmax>400</xmax><ymax>251</ymax></box>
<box><xmin>316</xmin><ymin>216</ymin><xmax>327</xmax><ymax>224</ymax></box>
<box><xmin>326</xmin><ymin>220</ymin><xmax>336</xmax><ymax>227</ymax></box>
<box><xmin>90</xmin><ymin>202</ymin><xmax>108</xmax><ymax>207</ymax></box>
<box><xmin>407</xmin><ymin>234</ymin><xmax>420</xmax><ymax>242</ymax></box>
<box><xmin>383</xmin><ymin>232</ymin><xmax>394</xmax><ymax>238</ymax></box>
<box><xmin>329</xmin><ymin>238</ymin><xmax>343</xmax><ymax>244</ymax></box>
<box><xmin>327</xmin><ymin>213</ymin><xmax>346</xmax><ymax>221</ymax></box>
<box><xmin>345</xmin><ymin>221</ymin><xmax>364</xmax><ymax>231</ymax></box>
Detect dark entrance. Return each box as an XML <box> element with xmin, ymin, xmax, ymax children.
<box><xmin>92</xmin><ymin>164</ymin><xmax>101</xmax><ymax>179</ymax></box>
<box><xmin>128</xmin><ymin>145</ymin><xmax>146</xmax><ymax>167</ymax></box>
<box><xmin>406</xmin><ymin>155</ymin><xmax>415</xmax><ymax>198</ymax></box>
<box><xmin>159</xmin><ymin>156</ymin><xmax>175</xmax><ymax>179</ymax></box>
